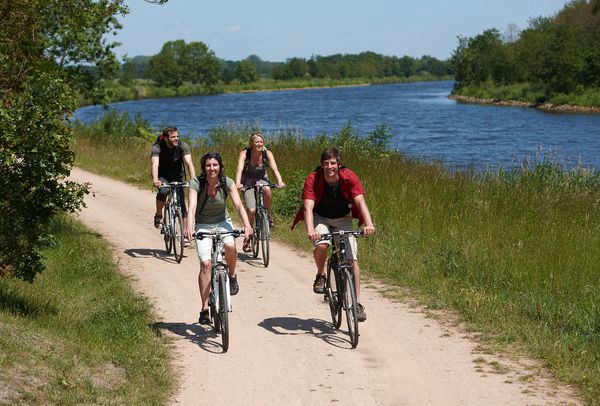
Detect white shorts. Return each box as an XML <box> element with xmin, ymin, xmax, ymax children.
<box><xmin>194</xmin><ymin>219</ymin><xmax>235</xmax><ymax>262</ymax></box>
<box><xmin>313</xmin><ymin>214</ymin><xmax>358</xmax><ymax>261</ymax></box>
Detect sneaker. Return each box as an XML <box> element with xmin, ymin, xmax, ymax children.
<box><xmin>229</xmin><ymin>275</ymin><xmax>239</xmax><ymax>296</ymax></box>
<box><xmin>312</xmin><ymin>273</ymin><xmax>326</xmax><ymax>294</ymax></box>
<box><xmin>153</xmin><ymin>214</ymin><xmax>162</xmax><ymax>229</ymax></box>
<box><xmin>198</xmin><ymin>309</ymin><xmax>211</xmax><ymax>325</ymax></box>
<box><xmin>184</xmin><ymin>237</ymin><xmax>192</xmax><ymax>247</ymax></box>
<box><xmin>356</xmin><ymin>303</ymin><xmax>367</xmax><ymax>322</ymax></box>
<box><xmin>242</xmin><ymin>237</ymin><xmax>252</xmax><ymax>253</ymax></box>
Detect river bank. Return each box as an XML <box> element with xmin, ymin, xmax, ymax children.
<box><xmin>449</xmin><ymin>94</ymin><xmax>600</xmax><ymax>114</ymax></box>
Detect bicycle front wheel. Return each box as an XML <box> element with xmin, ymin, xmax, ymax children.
<box><xmin>326</xmin><ymin>258</ymin><xmax>342</xmax><ymax>328</ymax></box>
<box><xmin>218</xmin><ymin>273</ymin><xmax>229</xmax><ymax>352</ymax></box>
<box><xmin>163</xmin><ymin>205</ymin><xmax>172</xmax><ymax>254</ymax></box>
<box><xmin>172</xmin><ymin>209</ymin><xmax>184</xmax><ymax>263</ymax></box>
<box><xmin>251</xmin><ymin>218</ymin><xmax>260</xmax><ymax>259</ymax></box>
<box><xmin>343</xmin><ymin>269</ymin><xmax>359</xmax><ymax>348</ymax></box>
<box><xmin>260</xmin><ymin>209</ymin><xmax>270</xmax><ymax>267</ymax></box>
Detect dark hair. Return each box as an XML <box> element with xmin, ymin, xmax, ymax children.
<box><xmin>200</xmin><ymin>152</ymin><xmax>224</xmax><ymax>177</ymax></box>
<box><xmin>320</xmin><ymin>147</ymin><xmax>342</xmax><ymax>165</ymax></box>
<box><xmin>162</xmin><ymin>126</ymin><xmax>178</xmax><ymax>139</ymax></box>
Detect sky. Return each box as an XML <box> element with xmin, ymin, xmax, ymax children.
<box><xmin>113</xmin><ymin>0</ymin><xmax>571</xmax><ymax>62</ymax></box>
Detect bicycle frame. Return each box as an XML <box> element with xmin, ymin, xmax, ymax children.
<box><xmin>320</xmin><ymin>230</ymin><xmax>363</xmax><ymax>348</ymax></box>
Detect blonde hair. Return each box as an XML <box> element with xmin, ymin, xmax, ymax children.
<box><xmin>248</xmin><ymin>132</ymin><xmax>265</xmax><ymax>149</ymax></box>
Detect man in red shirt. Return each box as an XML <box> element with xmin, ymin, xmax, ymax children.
<box><xmin>292</xmin><ymin>147</ymin><xmax>375</xmax><ymax>321</ymax></box>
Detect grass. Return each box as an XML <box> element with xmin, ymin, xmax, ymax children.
<box><xmin>72</xmin><ymin>114</ymin><xmax>600</xmax><ymax>404</ymax></box>
<box><xmin>0</xmin><ymin>216</ymin><xmax>172</xmax><ymax>404</ymax></box>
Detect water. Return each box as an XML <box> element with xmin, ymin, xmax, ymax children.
<box><xmin>74</xmin><ymin>81</ymin><xmax>600</xmax><ymax>171</ymax></box>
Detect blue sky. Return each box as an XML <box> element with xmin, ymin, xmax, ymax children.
<box><xmin>114</xmin><ymin>0</ymin><xmax>570</xmax><ymax>62</ymax></box>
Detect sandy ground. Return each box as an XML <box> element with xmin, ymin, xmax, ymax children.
<box><xmin>70</xmin><ymin>167</ymin><xmax>582</xmax><ymax>406</ymax></box>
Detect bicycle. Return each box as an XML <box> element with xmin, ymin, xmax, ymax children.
<box><xmin>193</xmin><ymin>229</ymin><xmax>244</xmax><ymax>352</ymax></box>
<box><xmin>242</xmin><ymin>181</ymin><xmax>282</xmax><ymax>267</ymax></box>
<box><xmin>320</xmin><ymin>230</ymin><xmax>364</xmax><ymax>348</ymax></box>
<box><xmin>160</xmin><ymin>181</ymin><xmax>188</xmax><ymax>263</ymax></box>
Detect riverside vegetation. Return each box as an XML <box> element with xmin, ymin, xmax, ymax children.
<box><xmin>73</xmin><ymin>112</ymin><xmax>600</xmax><ymax>404</ymax></box>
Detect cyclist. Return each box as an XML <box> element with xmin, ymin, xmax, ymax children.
<box><xmin>235</xmin><ymin>132</ymin><xmax>284</xmax><ymax>252</ymax></box>
<box><xmin>151</xmin><ymin>126</ymin><xmax>196</xmax><ymax>230</ymax></box>
<box><xmin>291</xmin><ymin>147</ymin><xmax>375</xmax><ymax>322</ymax></box>
<box><xmin>185</xmin><ymin>152</ymin><xmax>252</xmax><ymax>325</ymax></box>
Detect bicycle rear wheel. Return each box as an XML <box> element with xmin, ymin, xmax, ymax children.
<box><xmin>343</xmin><ymin>269</ymin><xmax>359</xmax><ymax>348</ymax></box>
<box><xmin>260</xmin><ymin>209</ymin><xmax>270</xmax><ymax>267</ymax></box>
<box><xmin>172</xmin><ymin>208</ymin><xmax>184</xmax><ymax>263</ymax></box>
<box><xmin>163</xmin><ymin>205</ymin><xmax>172</xmax><ymax>254</ymax></box>
<box><xmin>326</xmin><ymin>257</ymin><xmax>342</xmax><ymax>328</ymax></box>
<box><xmin>218</xmin><ymin>272</ymin><xmax>229</xmax><ymax>352</ymax></box>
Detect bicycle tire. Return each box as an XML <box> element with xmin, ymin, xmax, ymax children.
<box><xmin>210</xmin><ymin>288</ymin><xmax>220</xmax><ymax>332</ymax></box>
<box><xmin>173</xmin><ymin>208</ymin><xmax>184</xmax><ymax>263</ymax></box>
<box><xmin>218</xmin><ymin>272</ymin><xmax>229</xmax><ymax>352</ymax></box>
<box><xmin>251</xmin><ymin>215</ymin><xmax>260</xmax><ymax>258</ymax></box>
<box><xmin>326</xmin><ymin>257</ymin><xmax>342</xmax><ymax>328</ymax></box>
<box><xmin>163</xmin><ymin>205</ymin><xmax>172</xmax><ymax>254</ymax></box>
<box><xmin>261</xmin><ymin>209</ymin><xmax>270</xmax><ymax>267</ymax></box>
<box><xmin>343</xmin><ymin>269</ymin><xmax>359</xmax><ymax>348</ymax></box>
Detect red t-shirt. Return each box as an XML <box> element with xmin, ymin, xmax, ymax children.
<box><xmin>291</xmin><ymin>167</ymin><xmax>365</xmax><ymax>229</ymax></box>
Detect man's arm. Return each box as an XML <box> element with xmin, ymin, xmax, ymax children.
<box><xmin>353</xmin><ymin>194</ymin><xmax>375</xmax><ymax>236</ymax></box>
<box><xmin>151</xmin><ymin>156</ymin><xmax>161</xmax><ymax>187</ymax></box>
<box><xmin>303</xmin><ymin>199</ymin><xmax>320</xmax><ymax>241</ymax></box>
<box><xmin>183</xmin><ymin>154</ymin><xmax>196</xmax><ymax>179</ymax></box>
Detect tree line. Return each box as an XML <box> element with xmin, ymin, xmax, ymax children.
<box><xmin>451</xmin><ymin>0</ymin><xmax>600</xmax><ymax>95</ymax></box>
<box><xmin>120</xmin><ymin>41</ymin><xmax>453</xmax><ymax>86</ymax></box>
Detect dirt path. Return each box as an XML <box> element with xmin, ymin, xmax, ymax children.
<box><xmin>70</xmin><ymin>167</ymin><xmax>581</xmax><ymax>406</ymax></box>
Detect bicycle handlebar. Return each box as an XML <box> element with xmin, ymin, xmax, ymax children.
<box><xmin>160</xmin><ymin>181</ymin><xmax>189</xmax><ymax>188</ymax></box>
<box><xmin>240</xmin><ymin>181</ymin><xmax>284</xmax><ymax>192</ymax></box>
<box><xmin>317</xmin><ymin>230</ymin><xmax>364</xmax><ymax>242</ymax></box>
<box><xmin>192</xmin><ymin>229</ymin><xmax>245</xmax><ymax>240</ymax></box>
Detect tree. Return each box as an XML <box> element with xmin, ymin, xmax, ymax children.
<box><xmin>148</xmin><ymin>40</ymin><xmax>220</xmax><ymax>86</ymax></box>
<box><xmin>0</xmin><ymin>0</ymin><xmax>127</xmax><ymax>280</ymax></box>
<box><xmin>235</xmin><ymin>60</ymin><xmax>259</xmax><ymax>84</ymax></box>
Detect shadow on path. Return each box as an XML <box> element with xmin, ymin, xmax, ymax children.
<box><xmin>155</xmin><ymin>321</ymin><xmax>226</xmax><ymax>354</ymax></box>
<box><xmin>258</xmin><ymin>316</ymin><xmax>352</xmax><ymax>349</ymax></box>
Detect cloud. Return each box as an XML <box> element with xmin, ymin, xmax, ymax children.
<box><xmin>226</xmin><ymin>25</ymin><xmax>241</xmax><ymax>33</ymax></box>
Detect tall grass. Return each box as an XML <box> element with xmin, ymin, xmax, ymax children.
<box><xmin>73</xmin><ymin>112</ymin><xmax>600</xmax><ymax>403</ymax></box>
<box><xmin>0</xmin><ymin>216</ymin><xmax>172</xmax><ymax>404</ymax></box>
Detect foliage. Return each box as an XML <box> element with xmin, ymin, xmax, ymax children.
<box><xmin>452</xmin><ymin>1</ymin><xmax>600</xmax><ymax>99</ymax></box>
<box><xmin>147</xmin><ymin>40</ymin><xmax>220</xmax><ymax>87</ymax></box>
<box><xmin>235</xmin><ymin>60</ymin><xmax>259</xmax><ymax>84</ymax></box>
<box><xmin>72</xmin><ymin>109</ymin><xmax>155</xmax><ymax>141</ymax></box>
<box><xmin>0</xmin><ymin>0</ymin><xmax>127</xmax><ymax>280</ymax></box>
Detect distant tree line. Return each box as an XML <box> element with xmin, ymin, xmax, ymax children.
<box><xmin>119</xmin><ymin>40</ymin><xmax>452</xmax><ymax>86</ymax></box>
<box><xmin>451</xmin><ymin>0</ymin><xmax>600</xmax><ymax>94</ymax></box>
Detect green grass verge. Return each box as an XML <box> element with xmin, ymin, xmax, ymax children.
<box><xmin>0</xmin><ymin>216</ymin><xmax>172</xmax><ymax>404</ymax></box>
<box><xmin>73</xmin><ymin>118</ymin><xmax>600</xmax><ymax>404</ymax></box>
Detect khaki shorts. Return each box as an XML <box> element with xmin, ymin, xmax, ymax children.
<box><xmin>313</xmin><ymin>214</ymin><xmax>357</xmax><ymax>261</ymax></box>
<box><xmin>243</xmin><ymin>179</ymin><xmax>270</xmax><ymax>210</ymax></box>
<box><xmin>194</xmin><ymin>219</ymin><xmax>235</xmax><ymax>262</ymax></box>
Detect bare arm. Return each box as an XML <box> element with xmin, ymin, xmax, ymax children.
<box><xmin>229</xmin><ymin>183</ymin><xmax>253</xmax><ymax>236</ymax></box>
<box><xmin>303</xmin><ymin>199</ymin><xmax>320</xmax><ymax>241</ymax></box>
<box><xmin>235</xmin><ymin>150</ymin><xmax>246</xmax><ymax>189</ymax></box>
<box><xmin>185</xmin><ymin>188</ymin><xmax>198</xmax><ymax>240</ymax></box>
<box><xmin>353</xmin><ymin>194</ymin><xmax>375</xmax><ymax>236</ymax></box>
<box><xmin>183</xmin><ymin>154</ymin><xmax>196</xmax><ymax>179</ymax></box>
<box><xmin>266</xmin><ymin>150</ymin><xmax>284</xmax><ymax>186</ymax></box>
<box><xmin>151</xmin><ymin>156</ymin><xmax>161</xmax><ymax>187</ymax></box>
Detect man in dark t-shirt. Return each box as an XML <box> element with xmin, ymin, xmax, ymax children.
<box><xmin>291</xmin><ymin>147</ymin><xmax>375</xmax><ymax>322</ymax></box>
<box><xmin>151</xmin><ymin>126</ymin><xmax>196</xmax><ymax>228</ymax></box>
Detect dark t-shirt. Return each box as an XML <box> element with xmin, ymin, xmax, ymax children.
<box><xmin>314</xmin><ymin>181</ymin><xmax>350</xmax><ymax>219</ymax></box>
<box><xmin>151</xmin><ymin>140</ymin><xmax>191</xmax><ymax>181</ymax></box>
